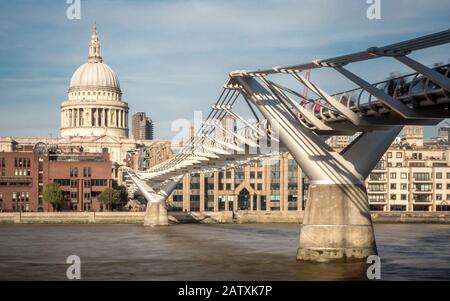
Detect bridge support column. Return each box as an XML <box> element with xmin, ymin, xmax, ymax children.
<box><xmin>127</xmin><ymin>172</ymin><xmax>182</xmax><ymax>227</ymax></box>
<box><xmin>144</xmin><ymin>202</ymin><xmax>169</xmax><ymax>227</ymax></box>
<box><xmin>297</xmin><ymin>184</ymin><xmax>376</xmax><ymax>262</ymax></box>
<box><xmin>235</xmin><ymin>76</ymin><xmax>402</xmax><ymax>263</ymax></box>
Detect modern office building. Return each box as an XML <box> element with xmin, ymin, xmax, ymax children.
<box><xmin>132</xmin><ymin>112</ymin><xmax>154</xmax><ymax>140</ymax></box>
<box><xmin>167</xmin><ymin>152</ymin><xmax>305</xmax><ymax>212</ymax></box>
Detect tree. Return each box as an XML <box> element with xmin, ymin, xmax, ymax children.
<box><xmin>43</xmin><ymin>183</ymin><xmax>63</xmax><ymax>211</ymax></box>
<box><xmin>98</xmin><ymin>188</ymin><xmax>121</xmax><ymax>211</ymax></box>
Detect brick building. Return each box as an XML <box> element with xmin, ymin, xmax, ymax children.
<box><xmin>0</xmin><ymin>146</ymin><xmax>112</xmax><ymax>212</ymax></box>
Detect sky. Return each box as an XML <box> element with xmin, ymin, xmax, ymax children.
<box><xmin>0</xmin><ymin>0</ymin><xmax>449</xmax><ymax>140</ymax></box>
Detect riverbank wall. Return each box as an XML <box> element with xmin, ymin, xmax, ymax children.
<box><xmin>1</xmin><ymin>211</ymin><xmax>450</xmax><ymax>224</ymax></box>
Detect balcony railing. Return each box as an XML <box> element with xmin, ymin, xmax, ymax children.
<box><xmin>412</xmin><ymin>177</ymin><xmax>432</xmax><ymax>182</ymax></box>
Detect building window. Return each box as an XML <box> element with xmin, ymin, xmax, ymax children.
<box><xmin>368</xmin><ymin>194</ymin><xmax>385</xmax><ymax>202</ymax></box>
<box><xmin>400</xmin><ymin>173</ymin><xmax>407</xmax><ymax>179</ymax></box>
<box><xmin>390</xmin><ymin>173</ymin><xmax>397</xmax><ymax>179</ymax></box>
<box><xmin>390</xmin><ymin>194</ymin><xmax>397</xmax><ymax>200</ymax></box>
<box><xmin>271</xmin><ymin>183</ymin><xmax>280</xmax><ymax>190</ymax></box>
<box><xmin>414</xmin><ymin>183</ymin><xmax>432</xmax><ymax>192</ymax></box>
<box><xmin>374</xmin><ymin>161</ymin><xmax>385</xmax><ymax>170</ymax></box>
<box><xmin>414</xmin><ymin>173</ymin><xmax>430</xmax><ymax>181</ymax></box>
<box><xmin>83</xmin><ymin>203</ymin><xmax>91</xmax><ymax>211</ymax></box>
<box><xmin>436</xmin><ymin>172</ymin><xmax>443</xmax><ymax>179</ymax></box>
<box><xmin>91</xmin><ymin>179</ymin><xmax>107</xmax><ymax>186</ymax></box>
<box><xmin>190</xmin><ymin>183</ymin><xmax>200</xmax><ymax>189</ymax></box>
<box><xmin>390</xmin><ymin>183</ymin><xmax>397</xmax><ymax>190</ymax></box>
<box><xmin>412</xmin><ymin>153</ymin><xmax>423</xmax><ymax>160</ymax></box>
<box><xmin>400</xmin><ymin>194</ymin><xmax>407</xmax><ymax>201</ymax></box>
<box><xmin>369</xmin><ymin>173</ymin><xmax>385</xmax><ymax>181</ymax></box>
<box><xmin>83</xmin><ymin>167</ymin><xmax>92</xmax><ymax>177</ymax></box>
<box><xmin>437</xmin><ymin>183</ymin><xmax>443</xmax><ymax>189</ymax></box>
<box><xmin>70</xmin><ymin>167</ymin><xmax>78</xmax><ymax>177</ymax></box>
<box><xmin>391</xmin><ymin>205</ymin><xmax>406</xmax><ymax>211</ymax></box>
<box><xmin>368</xmin><ymin>184</ymin><xmax>386</xmax><ymax>192</ymax></box>
<box><xmin>387</xmin><ymin>152</ymin><xmax>392</xmax><ymax>158</ymax></box>
<box><xmin>396</xmin><ymin>152</ymin><xmax>402</xmax><ymax>158</ymax></box>
<box><xmin>54</xmin><ymin>179</ymin><xmax>70</xmax><ymax>186</ymax></box>
<box><xmin>436</xmin><ymin>204</ymin><xmax>450</xmax><ymax>211</ymax></box>
<box><xmin>189</xmin><ymin>195</ymin><xmax>200</xmax><ymax>212</ymax></box>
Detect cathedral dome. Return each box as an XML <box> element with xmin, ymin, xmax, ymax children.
<box><xmin>60</xmin><ymin>22</ymin><xmax>129</xmax><ymax>139</ymax></box>
<box><xmin>68</xmin><ymin>21</ymin><xmax>121</xmax><ymax>94</ymax></box>
<box><xmin>69</xmin><ymin>62</ymin><xmax>120</xmax><ymax>90</ymax></box>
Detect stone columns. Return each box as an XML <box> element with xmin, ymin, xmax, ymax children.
<box><xmin>213</xmin><ymin>171</ymin><xmax>219</xmax><ymax>212</ymax></box>
<box><xmin>256</xmin><ymin>194</ymin><xmax>261</xmax><ymax>211</ymax></box>
<box><xmin>199</xmin><ymin>173</ymin><xmax>205</xmax><ymax>212</ymax></box>
<box><xmin>297</xmin><ymin>184</ymin><xmax>377</xmax><ymax>263</ymax></box>
<box><xmin>225</xmin><ymin>195</ymin><xmax>229</xmax><ymax>211</ymax></box>
<box><xmin>89</xmin><ymin>108</ymin><xmax>93</xmax><ymax>126</ymax></box>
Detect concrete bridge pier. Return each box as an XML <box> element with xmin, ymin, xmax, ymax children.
<box><xmin>297</xmin><ymin>183</ymin><xmax>376</xmax><ymax>262</ymax></box>
<box><xmin>127</xmin><ymin>172</ymin><xmax>182</xmax><ymax>227</ymax></box>
<box><xmin>144</xmin><ymin>202</ymin><xmax>169</xmax><ymax>227</ymax></box>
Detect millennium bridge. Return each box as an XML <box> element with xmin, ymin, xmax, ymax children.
<box><xmin>128</xmin><ymin>29</ymin><xmax>450</xmax><ymax>262</ymax></box>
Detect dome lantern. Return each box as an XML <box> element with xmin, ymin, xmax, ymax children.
<box><xmin>88</xmin><ymin>21</ymin><xmax>102</xmax><ymax>63</ymax></box>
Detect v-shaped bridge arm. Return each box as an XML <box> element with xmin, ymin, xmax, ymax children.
<box><xmin>128</xmin><ymin>171</ymin><xmax>182</xmax><ymax>204</ymax></box>
<box><xmin>234</xmin><ymin>75</ymin><xmax>403</xmax><ymax>184</ymax></box>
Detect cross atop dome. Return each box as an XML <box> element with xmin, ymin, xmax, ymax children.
<box><xmin>88</xmin><ymin>21</ymin><xmax>102</xmax><ymax>63</ymax></box>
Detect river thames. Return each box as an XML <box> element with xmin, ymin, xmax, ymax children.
<box><xmin>0</xmin><ymin>223</ymin><xmax>449</xmax><ymax>280</ymax></box>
